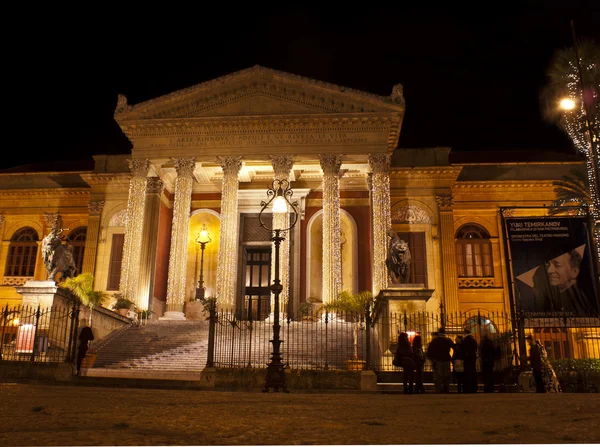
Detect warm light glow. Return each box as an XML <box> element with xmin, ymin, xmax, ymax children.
<box><xmin>560</xmin><ymin>98</ymin><xmax>576</xmax><ymax>110</ymax></box>
<box><xmin>197</xmin><ymin>224</ymin><xmax>211</xmax><ymax>244</ymax></box>
<box><xmin>12</xmin><ymin>317</ymin><xmax>19</xmax><ymax>326</ymax></box>
<box><xmin>272</xmin><ymin>195</ymin><xmax>288</xmax><ymax>213</ymax></box>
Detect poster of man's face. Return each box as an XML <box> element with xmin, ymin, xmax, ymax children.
<box><xmin>505</xmin><ymin>217</ymin><xmax>599</xmax><ymax>317</ymax></box>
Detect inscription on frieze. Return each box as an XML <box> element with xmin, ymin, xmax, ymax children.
<box><xmin>149</xmin><ymin>132</ymin><xmax>370</xmax><ymax>149</ymax></box>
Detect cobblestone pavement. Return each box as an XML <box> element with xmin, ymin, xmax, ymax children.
<box><xmin>1</xmin><ymin>383</ymin><xmax>600</xmax><ymax>446</ymax></box>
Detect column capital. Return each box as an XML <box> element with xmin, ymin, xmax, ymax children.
<box><xmin>218</xmin><ymin>156</ymin><xmax>242</xmax><ymax>176</ymax></box>
<box><xmin>88</xmin><ymin>201</ymin><xmax>105</xmax><ymax>216</ymax></box>
<box><xmin>368</xmin><ymin>153</ymin><xmax>392</xmax><ymax>174</ymax></box>
<box><xmin>366</xmin><ymin>172</ymin><xmax>373</xmax><ymax>192</ymax></box>
<box><xmin>128</xmin><ymin>159</ymin><xmax>151</xmax><ymax>177</ymax></box>
<box><xmin>173</xmin><ymin>157</ymin><xmax>196</xmax><ymax>178</ymax></box>
<box><xmin>436</xmin><ymin>195</ymin><xmax>454</xmax><ymax>211</ymax></box>
<box><xmin>319</xmin><ymin>154</ymin><xmax>342</xmax><ymax>175</ymax></box>
<box><xmin>270</xmin><ymin>155</ymin><xmax>294</xmax><ymax>179</ymax></box>
<box><xmin>43</xmin><ymin>212</ymin><xmax>60</xmax><ymax>229</ymax></box>
<box><xmin>146</xmin><ymin>177</ymin><xmax>164</xmax><ymax>194</ymax></box>
<box><xmin>0</xmin><ymin>214</ymin><xmax>4</xmax><ymax>227</ymax></box>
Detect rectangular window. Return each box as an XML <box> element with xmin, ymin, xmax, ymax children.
<box><xmin>107</xmin><ymin>234</ymin><xmax>125</xmax><ymax>291</ymax></box>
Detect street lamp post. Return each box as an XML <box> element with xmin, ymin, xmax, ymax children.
<box><xmin>259</xmin><ymin>178</ymin><xmax>299</xmax><ymax>393</ymax></box>
<box><xmin>195</xmin><ymin>225</ymin><xmax>211</xmax><ymax>301</ymax></box>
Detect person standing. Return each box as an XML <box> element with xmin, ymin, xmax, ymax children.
<box><xmin>452</xmin><ymin>335</ymin><xmax>465</xmax><ymax>393</ymax></box>
<box><xmin>479</xmin><ymin>334</ymin><xmax>499</xmax><ymax>393</ymax></box>
<box><xmin>426</xmin><ymin>328</ymin><xmax>455</xmax><ymax>393</ymax></box>
<box><xmin>537</xmin><ymin>339</ymin><xmax>562</xmax><ymax>393</ymax></box>
<box><xmin>527</xmin><ymin>335</ymin><xmax>545</xmax><ymax>393</ymax></box>
<box><xmin>395</xmin><ymin>331</ymin><xmax>416</xmax><ymax>394</ymax></box>
<box><xmin>412</xmin><ymin>334</ymin><xmax>426</xmax><ymax>394</ymax></box>
<box><xmin>462</xmin><ymin>328</ymin><xmax>478</xmax><ymax>393</ymax></box>
<box><xmin>76</xmin><ymin>325</ymin><xmax>95</xmax><ymax>375</ymax></box>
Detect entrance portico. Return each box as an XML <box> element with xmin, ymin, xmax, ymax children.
<box><xmin>113</xmin><ymin>65</ymin><xmax>405</xmax><ymax>318</ymax></box>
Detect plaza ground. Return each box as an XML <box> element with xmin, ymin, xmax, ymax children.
<box><xmin>1</xmin><ymin>383</ymin><xmax>600</xmax><ymax>445</ymax></box>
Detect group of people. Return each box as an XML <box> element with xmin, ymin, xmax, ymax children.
<box><xmin>393</xmin><ymin>328</ymin><xmax>501</xmax><ymax>394</ymax></box>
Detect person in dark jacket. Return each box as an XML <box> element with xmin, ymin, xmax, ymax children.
<box><xmin>426</xmin><ymin>328</ymin><xmax>455</xmax><ymax>393</ymax></box>
<box><xmin>395</xmin><ymin>331</ymin><xmax>416</xmax><ymax>394</ymax></box>
<box><xmin>462</xmin><ymin>328</ymin><xmax>478</xmax><ymax>393</ymax></box>
<box><xmin>527</xmin><ymin>335</ymin><xmax>545</xmax><ymax>393</ymax></box>
<box><xmin>452</xmin><ymin>335</ymin><xmax>465</xmax><ymax>393</ymax></box>
<box><xmin>76</xmin><ymin>325</ymin><xmax>95</xmax><ymax>375</ymax></box>
<box><xmin>412</xmin><ymin>334</ymin><xmax>426</xmax><ymax>394</ymax></box>
<box><xmin>479</xmin><ymin>334</ymin><xmax>499</xmax><ymax>393</ymax></box>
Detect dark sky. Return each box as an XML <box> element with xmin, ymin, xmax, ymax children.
<box><xmin>6</xmin><ymin>3</ymin><xmax>600</xmax><ymax>170</ymax></box>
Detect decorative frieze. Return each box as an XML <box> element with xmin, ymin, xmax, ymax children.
<box><xmin>392</xmin><ymin>205</ymin><xmax>431</xmax><ymax>224</ymax></box>
<box><xmin>458</xmin><ymin>278</ymin><xmax>496</xmax><ymax>288</ymax></box>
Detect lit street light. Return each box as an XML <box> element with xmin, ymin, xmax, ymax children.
<box><xmin>195</xmin><ymin>224</ymin><xmax>211</xmax><ymax>301</ymax></box>
<box><xmin>259</xmin><ymin>178</ymin><xmax>299</xmax><ymax>393</ymax></box>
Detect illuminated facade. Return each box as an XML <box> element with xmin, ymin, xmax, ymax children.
<box><xmin>0</xmin><ymin>66</ymin><xmax>590</xmax><ymax>328</ymax></box>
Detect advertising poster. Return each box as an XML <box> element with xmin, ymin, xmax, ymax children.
<box><xmin>505</xmin><ymin>217</ymin><xmax>599</xmax><ymax>317</ymax></box>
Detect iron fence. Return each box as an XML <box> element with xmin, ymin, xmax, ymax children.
<box><xmin>0</xmin><ymin>303</ymin><xmax>79</xmax><ymax>363</ymax></box>
<box><xmin>212</xmin><ymin>309</ymin><xmax>366</xmax><ymax>370</ymax></box>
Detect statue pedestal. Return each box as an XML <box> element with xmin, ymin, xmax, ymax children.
<box><xmin>374</xmin><ymin>286</ymin><xmax>435</xmax><ymax>364</ymax></box>
<box><xmin>15</xmin><ymin>280</ymin><xmax>75</xmax><ymax>309</ymax></box>
<box><xmin>379</xmin><ymin>285</ymin><xmax>434</xmax><ymax>314</ymax></box>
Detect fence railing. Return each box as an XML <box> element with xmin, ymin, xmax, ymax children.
<box><xmin>0</xmin><ymin>303</ymin><xmax>79</xmax><ymax>363</ymax></box>
<box><xmin>210</xmin><ymin>307</ymin><xmax>600</xmax><ymax>372</ymax></box>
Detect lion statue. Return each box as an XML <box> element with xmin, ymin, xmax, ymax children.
<box><xmin>42</xmin><ymin>226</ymin><xmax>78</xmax><ymax>283</ymax></box>
<box><xmin>386</xmin><ymin>229</ymin><xmax>411</xmax><ymax>284</ymax></box>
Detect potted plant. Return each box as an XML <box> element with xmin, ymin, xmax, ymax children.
<box><xmin>60</xmin><ymin>273</ymin><xmax>109</xmax><ymax>327</ymax></box>
<box><xmin>327</xmin><ymin>290</ymin><xmax>375</xmax><ymax>370</ymax></box>
<box><xmin>113</xmin><ymin>293</ymin><xmax>136</xmax><ymax>317</ymax></box>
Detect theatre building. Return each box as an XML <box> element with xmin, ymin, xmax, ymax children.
<box><xmin>0</xmin><ymin>66</ymin><xmax>597</xmax><ymax>369</ymax></box>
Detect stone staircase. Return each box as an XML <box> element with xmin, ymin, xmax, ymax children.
<box><xmin>82</xmin><ymin>320</ymin><xmax>210</xmax><ymax>380</ymax></box>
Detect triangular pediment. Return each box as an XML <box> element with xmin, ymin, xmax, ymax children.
<box><xmin>114</xmin><ymin>65</ymin><xmax>404</xmax><ymax>121</ymax></box>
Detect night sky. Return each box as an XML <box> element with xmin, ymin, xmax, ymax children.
<box><xmin>6</xmin><ymin>3</ymin><xmax>599</xmax><ymax>170</ymax></box>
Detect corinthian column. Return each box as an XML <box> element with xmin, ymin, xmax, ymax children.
<box><xmin>120</xmin><ymin>159</ymin><xmax>150</xmax><ymax>308</ymax></box>
<box><xmin>163</xmin><ymin>158</ymin><xmax>195</xmax><ymax>319</ymax></box>
<box><xmin>216</xmin><ymin>156</ymin><xmax>242</xmax><ymax>311</ymax></box>
<box><xmin>270</xmin><ymin>155</ymin><xmax>294</xmax><ymax>314</ymax></box>
<box><xmin>368</xmin><ymin>153</ymin><xmax>392</xmax><ymax>296</ymax></box>
<box><xmin>436</xmin><ymin>195</ymin><xmax>459</xmax><ymax>315</ymax></box>
<box><xmin>138</xmin><ymin>178</ymin><xmax>164</xmax><ymax>312</ymax></box>
<box><xmin>320</xmin><ymin>155</ymin><xmax>343</xmax><ymax>304</ymax></box>
<box><xmin>81</xmin><ymin>201</ymin><xmax>105</xmax><ymax>275</ymax></box>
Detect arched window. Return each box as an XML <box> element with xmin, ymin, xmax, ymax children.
<box><xmin>4</xmin><ymin>227</ymin><xmax>39</xmax><ymax>277</ymax></box>
<box><xmin>456</xmin><ymin>224</ymin><xmax>493</xmax><ymax>277</ymax></box>
<box><xmin>65</xmin><ymin>227</ymin><xmax>87</xmax><ymax>274</ymax></box>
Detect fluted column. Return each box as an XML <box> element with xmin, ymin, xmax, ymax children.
<box><xmin>164</xmin><ymin>158</ymin><xmax>195</xmax><ymax>319</ymax></box>
<box><xmin>369</xmin><ymin>154</ymin><xmax>392</xmax><ymax>296</ymax></box>
<box><xmin>119</xmin><ymin>159</ymin><xmax>150</xmax><ymax>308</ymax></box>
<box><xmin>81</xmin><ymin>201</ymin><xmax>105</xmax><ymax>276</ymax></box>
<box><xmin>216</xmin><ymin>156</ymin><xmax>242</xmax><ymax>311</ymax></box>
<box><xmin>436</xmin><ymin>195</ymin><xmax>459</xmax><ymax>315</ymax></box>
<box><xmin>270</xmin><ymin>155</ymin><xmax>294</xmax><ymax>314</ymax></box>
<box><xmin>137</xmin><ymin>178</ymin><xmax>164</xmax><ymax>312</ymax></box>
<box><xmin>320</xmin><ymin>155</ymin><xmax>343</xmax><ymax>304</ymax></box>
